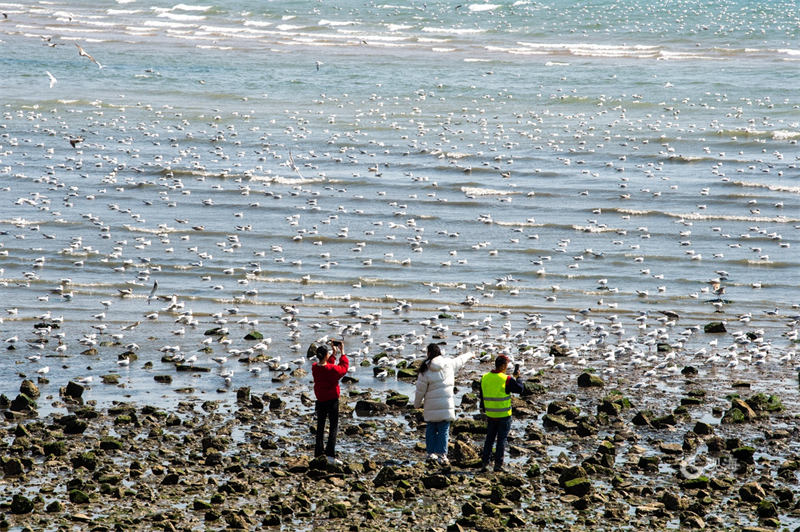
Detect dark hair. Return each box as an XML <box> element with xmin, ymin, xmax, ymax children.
<box><xmin>419</xmin><ymin>343</ymin><xmax>442</xmax><ymax>374</ymax></box>
<box><xmin>316</xmin><ymin>345</ymin><xmax>328</xmax><ymax>360</ymax></box>
<box><xmin>495</xmin><ymin>354</ymin><xmax>509</xmax><ymax>370</ymax></box>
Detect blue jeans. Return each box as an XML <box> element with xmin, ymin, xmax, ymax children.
<box><xmin>425</xmin><ymin>420</ymin><xmax>451</xmax><ymax>456</ymax></box>
<box><xmin>482</xmin><ymin>416</ymin><xmax>512</xmax><ymax>469</ymax></box>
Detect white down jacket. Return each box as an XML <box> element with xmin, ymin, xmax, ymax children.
<box><xmin>413</xmin><ymin>352</ymin><xmax>474</xmax><ymax>422</ymax></box>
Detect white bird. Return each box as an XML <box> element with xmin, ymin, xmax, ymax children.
<box><xmin>46</xmin><ymin>70</ymin><xmax>57</xmax><ymax>89</ymax></box>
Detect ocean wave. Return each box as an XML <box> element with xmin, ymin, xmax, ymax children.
<box><xmin>249</xmin><ymin>175</ymin><xmax>325</xmax><ymax>185</ymax></box>
<box><xmin>615</xmin><ymin>209</ymin><xmax>653</xmax><ymax>216</ymax></box>
<box><xmin>572</xmin><ymin>225</ymin><xmax>620</xmax><ymax>233</ymax></box>
<box><xmin>665</xmin><ymin>212</ymin><xmax>800</xmax><ymax>223</ymax></box>
<box><xmin>463</xmin><ymin>58</ymin><xmax>492</xmax><ymax>62</ymax></box>
<box><xmin>461</xmin><ymin>187</ymin><xmax>517</xmax><ymax>196</ymax></box>
<box><xmin>122</xmin><ymin>224</ymin><xmax>177</xmax><ymax>234</ymax></box>
<box><xmin>733</xmin><ymin>181</ymin><xmax>800</xmax><ymax>194</ymax></box>
<box><xmin>432</xmin><ymin>47</ymin><xmax>456</xmax><ymax>52</ymax></box>
<box><xmin>772</xmin><ymin>130</ymin><xmax>800</xmax><ymax>140</ymax></box>
<box><xmin>318</xmin><ymin>19</ymin><xmax>356</xmax><ymax>27</ymax></box>
<box><xmin>172</xmin><ymin>3</ymin><xmax>214</xmax><ymax>11</ymax></box>
<box><xmin>422</xmin><ymin>27</ymin><xmax>486</xmax><ymax>34</ymax></box>
<box><xmin>157</xmin><ymin>12</ymin><xmax>206</xmax><ymax>21</ymax></box>
<box><xmin>469</xmin><ymin>4</ymin><xmax>500</xmax><ymax>11</ymax></box>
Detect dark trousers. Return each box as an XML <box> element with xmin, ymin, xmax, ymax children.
<box><xmin>315</xmin><ymin>398</ymin><xmax>339</xmax><ymax>458</ymax></box>
<box><xmin>482</xmin><ymin>416</ymin><xmax>512</xmax><ymax>469</ymax></box>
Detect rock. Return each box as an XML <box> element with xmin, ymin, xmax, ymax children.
<box><xmin>558</xmin><ymin>465</ymin><xmax>587</xmax><ymax>487</ymax></box>
<box><xmin>739</xmin><ymin>482</ymin><xmax>766</xmax><ymax>503</ymax></box>
<box><xmin>542</xmin><ymin>414</ymin><xmax>577</xmax><ymax>432</ymax></box>
<box><xmin>71</xmin><ymin>452</ymin><xmax>98</xmax><ymax>471</ymax></box>
<box><xmin>46</xmin><ymin>501</ymin><xmax>63</xmax><ymax>513</ymax></box>
<box><xmin>756</xmin><ymin>500</ymin><xmax>777</xmax><ymax>518</ymax></box>
<box><xmin>638</xmin><ymin>456</ymin><xmax>660</xmax><ymax>471</ymax></box>
<box><xmin>505</xmin><ymin>514</ymin><xmax>526</xmax><ymax>528</ymax></box>
<box><xmin>99</xmin><ymin>437</ymin><xmax>123</xmax><ymax>451</ymax></box>
<box><xmin>236</xmin><ymin>387</ymin><xmax>250</xmax><ymax>403</ymax></box>
<box><xmin>732</xmin><ymin>446</ymin><xmax>756</xmax><ymax>464</ymax></box>
<box><xmin>101</xmin><ymin>374</ymin><xmax>120</xmax><ymax>384</ymax></box>
<box><xmin>693</xmin><ymin>421</ymin><xmax>714</xmax><ymax>435</ymax></box>
<box><xmin>563</xmin><ymin>478</ymin><xmax>592</xmax><ymax>497</ymax></box>
<box><xmin>3</xmin><ymin>457</ymin><xmax>24</xmax><ymax>476</ymax></box>
<box><xmin>153</xmin><ymin>375</ymin><xmax>172</xmax><ymax>384</ymax></box>
<box><xmin>577</xmin><ymin>372</ymin><xmax>604</xmax><ymax>388</ymax></box>
<box><xmin>422</xmin><ymin>475</ymin><xmax>451</xmax><ymax>489</ymax></box>
<box><xmin>69</xmin><ymin>489</ymin><xmax>90</xmax><ymax>504</ymax></box>
<box><xmin>386</xmin><ymin>394</ymin><xmax>409</xmax><ymax>407</ymax></box>
<box><xmin>659</xmin><ymin>443</ymin><xmax>683</xmax><ymax>455</ymax></box>
<box><xmin>703</xmin><ymin>322</ymin><xmax>726</xmax><ymax>333</ymax></box>
<box><xmin>262</xmin><ymin>514</ymin><xmax>281</xmax><ymax>527</ymax></box>
<box><xmin>327</xmin><ymin>503</ymin><xmax>348</xmax><ymax>518</ymax></box>
<box><xmin>64</xmin><ymin>381</ymin><xmax>85</xmax><ymax>399</ymax></box>
<box><xmin>373</xmin><ymin>466</ymin><xmax>411</xmax><ymax>488</ymax></box>
<box><xmin>11</xmin><ymin>494</ymin><xmax>34</xmax><ymax>514</ymax></box>
<box><xmin>63</xmin><ymin>419</ymin><xmax>88</xmax><ymax>435</ymax></box>
<box><xmin>244</xmin><ymin>331</ymin><xmax>263</xmax><ymax>340</ymax></box>
<box><xmin>631</xmin><ymin>410</ymin><xmax>653</xmax><ymax>426</ymax></box>
<box><xmin>680</xmin><ymin>512</ymin><xmax>705</xmax><ymax>529</ymax></box>
<box><xmin>452</xmin><ymin>418</ymin><xmax>487</xmax><ymax>435</ymax></box>
<box><xmin>661</xmin><ymin>491</ymin><xmax>687</xmax><ymax>511</ymax></box>
<box><xmin>520</xmin><ymin>381</ymin><xmax>547</xmax><ymax>397</ymax></box>
<box><xmin>43</xmin><ymin>441</ymin><xmax>67</xmax><ymax>456</ymax></box>
<box><xmin>355</xmin><ymin>400</ymin><xmax>389</xmax><ymax>415</ymax></box>
<box><xmin>10</xmin><ymin>393</ymin><xmax>37</xmax><ymax>413</ymax></box>
<box><xmin>19</xmin><ymin>380</ymin><xmax>39</xmax><ymax>399</ymax></box>
<box><xmin>397</xmin><ymin>368</ymin><xmax>418</xmax><ymax>380</ymax></box>
<box><xmin>721</xmin><ymin>399</ymin><xmax>756</xmax><ymax>424</ymax></box>
<box><xmin>452</xmin><ymin>440</ymin><xmax>480</xmax><ymax>467</ymax></box>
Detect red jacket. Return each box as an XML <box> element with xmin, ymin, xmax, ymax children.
<box><xmin>312</xmin><ymin>355</ymin><xmax>349</xmax><ymax>402</ymax></box>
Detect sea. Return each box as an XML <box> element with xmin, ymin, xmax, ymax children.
<box><xmin>0</xmin><ymin>0</ymin><xmax>798</xmax><ymax>413</ymax></box>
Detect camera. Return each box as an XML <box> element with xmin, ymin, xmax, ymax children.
<box><xmin>513</xmin><ymin>363</ymin><xmax>520</xmax><ymax>375</ymax></box>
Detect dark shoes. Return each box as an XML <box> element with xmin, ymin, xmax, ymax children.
<box><xmin>493</xmin><ymin>466</ymin><xmax>505</xmax><ymax>473</ymax></box>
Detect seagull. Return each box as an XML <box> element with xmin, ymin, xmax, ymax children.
<box><xmin>69</xmin><ymin>136</ymin><xmax>84</xmax><ymax>148</ymax></box>
<box><xmin>75</xmin><ymin>43</ymin><xmax>103</xmax><ymax>68</ymax></box>
<box><xmin>147</xmin><ymin>280</ymin><xmax>158</xmax><ymax>305</ymax></box>
<box><xmin>288</xmin><ymin>151</ymin><xmax>302</xmax><ymax>178</ymax></box>
<box><xmin>316</xmin><ymin>61</ymin><xmax>323</xmax><ymax>71</ymax></box>
<box><xmin>46</xmin><ymin>70</ymin><xmax>57</xmax><ymax>89</ymax></box>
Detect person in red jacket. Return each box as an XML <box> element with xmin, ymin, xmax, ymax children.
<box><xmin>311</xmin><ymin>339</ymin><xmax>349</xmax><ymax>464</ymax></box>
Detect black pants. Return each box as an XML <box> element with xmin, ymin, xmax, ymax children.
<box><xmin>315</xmin><ymin>398</ymin><xmax>339</xmax><ymax>458</ymax></box>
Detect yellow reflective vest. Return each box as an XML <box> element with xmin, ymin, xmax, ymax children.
<box><xmin>481</xmin><ymin>371</ymin><xmax>511</xmax><ymax>418</ymax></box>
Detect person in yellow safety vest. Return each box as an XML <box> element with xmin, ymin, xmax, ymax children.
<box><xmin>479</xmin><ymin>354</ymin><xmax>524</xmax><ymax>473</ymax></box>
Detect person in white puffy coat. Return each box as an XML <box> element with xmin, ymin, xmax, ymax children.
<box><xmin>413</xmin><ymin>343</ymin><xmax>474</xmax><ymax>463</ymax></box>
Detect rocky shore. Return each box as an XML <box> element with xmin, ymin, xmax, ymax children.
<box><xmin>2</xmin><ymin>350</ymin><xmax>800</xmax><ymax>532</ymax></box>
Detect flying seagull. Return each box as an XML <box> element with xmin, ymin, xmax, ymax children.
<box><xmin>147</xmin><ymin>280</ymin><xmax>159</xmax><ymax>305</ymax></box>
<box><xmin>75</xmin><ymin>44</ymin><xmax>102</xmax><ymax>68</ymax></box>
<box><xmin>288</xmin><ymin>151</ymin><xmax>302</xmax><ymax>178</ymax></box>
<box><xmin>316</xmin><ymin>61</ymin><xmax>323</xmax><ymax>71</ymax></box>
<box><xmin>69</xmin><ymin>137</ymin><xmax>84</xmax><ymax>148</ymax></box>
<box><xmin>46</xmin><ymin>70</ymin><xmax>57</xmax><ymax>89</ymax></box>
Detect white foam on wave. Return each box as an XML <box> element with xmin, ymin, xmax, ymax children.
<box><xmin>386</xmin><ymin>24</ymin><xmax>412</xmax><ymax>31</ymax></box>
<box><xmin>144</xmin><ymin>19</ymin><xmax>196</xmax><ymax>28</ymax></box>
<box><xmin>432</xmin><ymin>47</ymin><xmax>456</xmax><ymax>52</ymax></box>
<box><xmin>107</xmin><ymin>9</ymin><xmax>141</xmax><ymax>14</ymax></box>
<box><xmin>496</xmin><ymin>221</ymin><xmax>540</xmax><ymax>227</ymax></box>
<box><xmin>464</xmin><ymin>58</ymin><xmax>491</xmax><ymax>62</ymax></box>
<box><xmin>250</xmin><ymin>175</ymin><xmax>325</xmax><ymax>185</ymax></box>
<box><xmin>772</xmin><ymin>130</ymin><xmax>800</xmax><ymax>140</ymax></box>
<box><xmin>616</xmin><ymin>208</ymin><xmax>652</xmax><ymax>215</ymax></box>
<box><xmin>418</xmin><ymin>37</ymin><xmax>450</xmax><ymax>43</ymax></box>
<box><xmin>666</xmin><ymin>212</ymin><xmax>800</xmax><ymax>223</ymax></box>
<box><xmin>469</xmin><ymin>4</ymin><xmax>500</xmax><ymax>11</ymax></box>
<box><xmin>545</xmin><ymin>61</ymin><xmax>570</xmax><ymax>66</ymax></box>
<box><xmin>276</xmin><ymin>24</ymin><xmax>303</xmax><ymax>31</ymax></box>
<box><xmin>422</xmin><ymin>27</ymin><xmax>486</xmax><ymax>35</ymax></box>
<box><xmin>573</xmin><ymin>225</ymin><xmax>619</xmax><ymax>233</ymax></box>
<box><xmin>157</xmin><ymin>12</ymin><xmax>205</xmax><ymax>21</ymax></box>
<box><xmin>122</xmin><ymin>224</ymin><xmax>176</xmax><ymax>234</ymax></box>
<box><xmin>318</xmin><ymin>19</ymin><xmax>356</xmax><ymax>27</ymax></box>
<box><xmin>172</xmin><ymin>3</ymin><xmax>213</xmax><ymax>11</ymax></box>
<box><xmin>244</xmin><ymin>20</ymin><xmax>272</xmax><ymax>27</ymax></box>
<box><xmin>461</xmin><ymin>187</ymin><xmax>517</xmax><ymax>196</ymax></box>
<box><xmin>733</xmin><ymin>181</ymin><xmax>800</xmax><ymax>194</ymax></box>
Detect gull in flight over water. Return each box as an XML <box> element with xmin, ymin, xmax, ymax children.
<box><xmin>288</xmin><ymin>151</ymin><xmax>303</xmax><ymax>178</ymax></box>
<box><xmin>46</xmin><ymin>70</ymin><xmax>57</xmax><ymax>88</ymax></box>
<box><xmin>147</xmin><ymin>280</ymin><xmax>159</xmax><ymax>305</ymax></box>
<box><xmin>75</xmin><ymin>44</ymin><xmax>103</xmax><ymax>68</ymax></box>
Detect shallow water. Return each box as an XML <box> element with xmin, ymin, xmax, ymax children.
<box><xmin>0</xmin><ymin>0</ymin><xmax>798</xmax><ymax>418</ymax></box>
